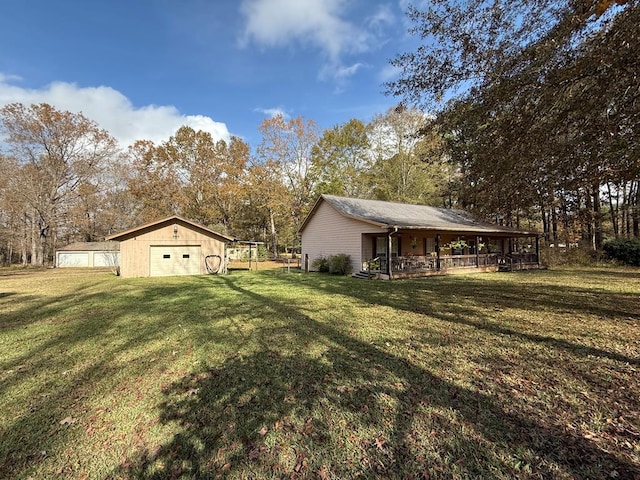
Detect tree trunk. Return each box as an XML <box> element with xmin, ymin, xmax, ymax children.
<box><xmin>592</xmin><ymin>184</ymin><xmax>603</xmax><ymax>250</ymax></box>
<box><xmin>585</xmin><ymin>189</ymin><xmax>594</xmax><ymax>248</ymax></box>
<box><xmin>269</xmin><ymin>208</ymin><xmax>278</xmax><ymax>258</ymax></box>
<box><xmin>561</xmin><ymin>196</ymin><xmax>571</xmax><ymax>248</ymax></box>
<box><xmin>634</xmin><ymin>181</ymin><xmax>640</xmax><ymax>238</ymax></box>
<box><xmin>21</xmin><ymin>214</ymin><xmax>28</xmax><ymax>266</ymax></box>
<box><xmin>39</xmin><ymin>222</ymin><xmax>49</xmax><ymax>266</ymax></box>
<box><xmin>607</xmin><ymin>182</ymin><xmax>618</xmax><ymax>238</ymax></box>
<box><xmin>31</xmin><ymin>213</ymin><xmax>40</xmax><ymax>265</ymax></box>
<box><xmin>540</xmin><ymin>201</ymin><xmax>549</xmax><ymax>243</ymax></box>
<box><xmin>551</xmin><ymin>203</ymin><xmax>558</xmax><ymax>245</ymax></box>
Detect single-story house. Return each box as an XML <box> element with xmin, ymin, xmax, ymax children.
<box><xmin>56</xmin><ymin>241</ymin><xmax>120</xmax><ymax>268</ymax></box>
<box><xmin>299</xmin><ymin>195</ymin><xmax>539</xmax><ymax>279</ymax></box>
<box><xmin>105</xmin><ymin>215</ymin><xmax>233</xmax><ymax>278</ymax></box>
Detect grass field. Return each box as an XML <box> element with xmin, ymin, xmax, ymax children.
<box><xmin>1</xmin><ymin>266</ymin><xmax>639</xmax><ymax>479</ymax></box>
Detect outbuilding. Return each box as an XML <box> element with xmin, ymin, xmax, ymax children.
<box><xmin>106</xmin><ymin>215</ymin><xmax>233</xmax><ymax>278</ymax></box>
<box><xmin>56</xmin><ymin>241</ymin><xmax>120</xmax><ymax>268</ymax></box>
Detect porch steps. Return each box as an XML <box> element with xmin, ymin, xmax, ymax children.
<box><xmin>352</xmin><ymin>270</ymin><xmax>373</xmax><ymax>279</ymax></box>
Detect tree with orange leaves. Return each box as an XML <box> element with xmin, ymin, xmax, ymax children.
<box><xmin>0</xmin><ymin>103</ymin><xmax>119</xmax><ymax>265</ymax></box>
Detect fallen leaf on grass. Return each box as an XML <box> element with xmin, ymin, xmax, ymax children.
<box><xmin>374</xmin><ymin>435</ymin><xmax>387</xmax><ymax>450</ymax></box>
<box><xmin>60</xmin><ymin>416</ymin><xmax>76</xmax><ymax>426</ymax></box>
<box><xmin>294</xmin><ymin>448</ymin><xmax>308</xmax><ymax>473</ymax></box>
<box><xmin>317</xmin><ymin>465</ymin><xmax>330</xmax><ymax>480</ymax></box>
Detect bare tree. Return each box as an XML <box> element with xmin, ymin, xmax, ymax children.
<box><xmin>0</xmin><ymin>103</ymin><xmax>119</xmax><ymax>264</ymax></box>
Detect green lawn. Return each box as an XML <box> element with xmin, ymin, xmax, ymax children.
<box><xmin>1</xmin><ymin>266</ymin><xmax>639</xmax><ymax>479</ymax></box>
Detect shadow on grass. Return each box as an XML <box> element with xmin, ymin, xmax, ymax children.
<box><xmin>115</xmin><ymin>275</ymin><xmax>639</xmax><ymax>479</ymax></box>
<box><xmin>0</xmin><ymin>276</ymin><xmax>254</xmax><ymax>478</ymax></box>
<box><xmin>286</xmin><ymin>271</ymin><xmax>640</xmax><ymax>366</ymax></box>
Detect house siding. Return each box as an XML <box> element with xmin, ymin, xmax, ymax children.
<box><xmin>119</xmin><ymin>223</ymin><xmax>226</xmax><ymax>278</ymax></box>
<box><xmin>301</xmin><ymin>201</ymin><xmax>384</xmax><ymax>272</ymax></box>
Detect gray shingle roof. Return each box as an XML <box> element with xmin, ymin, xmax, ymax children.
<box><xmin>315</xmin><ymin>195</ymin><xmax>536</xmax><ymax>236</ymax></box>
<box><xmin>57</xmin><ymin>241</ymin><xmax>120</xmax><ymax>251</ymax></box>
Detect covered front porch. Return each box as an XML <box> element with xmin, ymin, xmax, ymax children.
<box><xmin>357</xmin><ymin>229</ymin><xmax>540</xmax><ymax>279</ymax></box>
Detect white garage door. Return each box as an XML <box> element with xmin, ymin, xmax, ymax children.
<box><xmin>58</xmin><ymin>252</ymin><xmax>90</xmax><ymax>267</ymax></box>
<box><xmin>149</xmin><ymin>246</ymin><xmax>202</xmax><ymax>277</ymax></box>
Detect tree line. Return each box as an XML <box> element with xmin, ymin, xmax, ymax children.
<box><xmin>1</xmin><ymin>0</ymin><xmax>637</xmax><ymax>265</ymax></box>
<box><xmin>0</xmin><ymin>104</ymin><xmax>453</xmax><ymax>265</ymax></box>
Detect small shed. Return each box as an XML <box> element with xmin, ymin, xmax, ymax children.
<box><xmin>56</xmin><ymin>241</ymin><xmax>120</xmax><ymax>268</ymax></box>
<box><xmin>105</xmin><ymin>215</ymin><xmax>233</xmax><ymax>278</ymax></box>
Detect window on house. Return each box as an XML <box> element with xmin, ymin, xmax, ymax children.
<box><xmin>183</xmin><ymin>254</ymin><xmax>190</xmax><ymax>259</ymax></box>
<box><xmin>426</xmin><ymin>237</ymin><xmax>436</xmax><ymax>255</ymax></box>
<box><xmin>163</xmin><ymin>254</ymin><xmax>171</xmax><ymax>259</ymax></box>
<box><xmin>375</xmin><ymin>236</ymin><xmax>399</xmax><ymax>257</ymax></box>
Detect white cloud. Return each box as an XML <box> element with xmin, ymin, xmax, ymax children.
<box><xmin>0</xmin><ymin>73</ymin><xmax>23</xmax><ymax>83</ymax></box>
<box><xmin>379</xmin><ymin>63</ymin><xmax>402</xmax><ymax>82</ymax></box>
<box><xmin>332</xmin><ymin>62</ymin><xmax>365</xmax><ymax>81</ymax></box>
<box><xmin>254</xmin><ymin>106</ymin><xmax>290</xmax><ymax>119</ymax></box>
<box><xmin>0</xmin><ymin>75</ymin><xmax>230</xmax><ymax>148</ymax></box>
<box><xmin>239</xmin><ymin>0</ymin><xmax>372</xmax><ymax>62</ymax></box>
<box><xmin>366</xmin><ymin>4</ymin><xmax>396</xmax><ymax>32</ymax></box>
<box><xmin>319</xmin><ymin>61</ymin><xmax>366</xmax><ymax>89</ymax></box>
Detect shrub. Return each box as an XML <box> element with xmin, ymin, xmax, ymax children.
<box><xmin>541</xmin><ymin>246</ymin><xmax>602</xmax><ymax>267</ymax></box>
<box><xmin>328</xmin><ymin>254</ymin><xmax>352</xmax><ymax>275</ymax></box>
<box><xmin>257</xmin><ymin>245</ymin><xmax>269</xmax><ymax>261</ymax></box>
<box><xmin>311</xmin><ymin>256</ymin><xmax>330</xmax><ymax>273</ymax></box>
<box><xmin>311</xmin><ymin>254</ymin><xmax>352</xmax><ymax>275</ymax></box>
<box><xmin>240</xmin><ymin>245</ymin><xmax>270</xmax><ymax>262</ymax></box>
<box><xmin>603</xmin><ymin>239</ymin><xmax>640</xmax><ymax>266</ymax></box>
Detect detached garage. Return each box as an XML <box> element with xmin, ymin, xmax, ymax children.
<box><xmin>106</xmin><ymin>215</ymin><xmax>233</xmax><ymax>278</ymax></box>
<box><xmin>56</xmin><ymin>242</ymin><xmax>120</xmax><ymax>268</ymax></box>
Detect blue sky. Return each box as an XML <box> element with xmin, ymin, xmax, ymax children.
<box><xmin>0</xmin><ymin>0</ymin><xmax>420</xmax><ymax>149</ymax></box>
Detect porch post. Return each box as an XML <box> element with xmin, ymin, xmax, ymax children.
<box><xmin>435</xmin><ymin>233</ymin><xmax>441</xmax><ymax>271</ymax></box>
<box><xmin>475</xmin><ymin>235</ymin><xmax>480</xmax><ymax>268</ymax></box>
<box><xmin>535</xmin><ymin>235</ymin><xmax>540</xmax><ymax>267</ymax></box>
<box><xmin>387</xmin><ymin>229</ymin><xmax>393</xmax><ymax>279</ymax></box>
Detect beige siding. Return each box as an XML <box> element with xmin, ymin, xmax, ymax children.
<box><xmin>119</xmin><ymin>223</ymin><xmax>226</xmax><ymax>277</ymax></box>
<box><xmin>301</xmin><ymin>201</ymin><xmax>384</xmax><ymax>272</ymax></box>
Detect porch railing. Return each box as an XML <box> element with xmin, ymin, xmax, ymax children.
<box><xmin>503</xmin><ymin>253</ymin><xmax>539</xmax><ymax>270</ymax></box>
<box><xmin>363</xmin><ymin>253</ymin><xmax>538</xmax><ymax>274</ymax></box>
